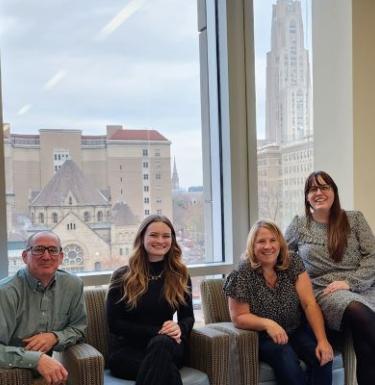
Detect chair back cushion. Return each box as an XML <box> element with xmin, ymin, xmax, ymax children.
<box><xmin>200</xmin><ymin>278</ymin><xmax>230</xmax><ymax>324</ymax></box>
<box><xmin>84</xmin><ymin>287</ymin><xmax>109</xmax><ymax>362</ymax></box>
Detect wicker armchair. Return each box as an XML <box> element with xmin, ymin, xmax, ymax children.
<box><xmin>0</xmin><ymin>337</ymin><xmax>102</xmax><ymax>385</ymax></box>
<box><xmin>0</xmin><ymin>286</ymin><xmax>230</xmax><ymax>385</ymax></box>
<box><xmin>200</xmin><ymin>278</ymin><xmax>357</xmax><ymax>385</ymax></box>
<box><xmin>81</xmin><ymin>287</ymin><xmax>231</xmax><ymax>385</ymax></box>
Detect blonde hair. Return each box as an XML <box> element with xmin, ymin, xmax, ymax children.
<box><xmin>114</xmin><ymin>215</ymin><xmax>189</xmax><ymax>309</ymax></box>
<box><xmin>244</xmin><ymin>219</ymin><xmax>290</xmax><ymax>270</ymax></box>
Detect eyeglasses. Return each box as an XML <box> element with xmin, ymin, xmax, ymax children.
<box><xmin>308</xmin><ymin>184</ymin><xmax>331</xmax><ymax>194</ymax></box>
<box><xmin>27</xmin><ymin>245</ymin><xmax>62</xmax><ymax>256</ymax></box>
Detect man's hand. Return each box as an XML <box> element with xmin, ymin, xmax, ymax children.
<box><xmin>23</xmin><ymin>332</ymin><xmax>58</xmax><ymax>353</ymax></box>
<box><xmin>37</xmin><ymin>354</ymin><xmax>68</xmax><ymax>385</ymax></box>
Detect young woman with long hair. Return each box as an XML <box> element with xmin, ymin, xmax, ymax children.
<box><xmin>106</xmin><ymin>214</ymin><xmax>194</xmax><ymax>385</ymax></box>
<box><xmin>285</xmin><ymin>170</ymin><xmax>375</xmax><ymax>385</ymax></box>
<box><xmin>224</xmin><ymin>219</ymin><xmax>333</xmax><ymax>385</ymax></box>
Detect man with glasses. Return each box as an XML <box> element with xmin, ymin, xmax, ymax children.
<box><xmin>0</xmin><ymin>231</ymin><xmax>87</xmax><ymax>385</ymax></box>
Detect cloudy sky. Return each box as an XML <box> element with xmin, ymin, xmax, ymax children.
<box><xmin>0</xmin><ymin>0</ymin><xmax>310</xmax><ymax>188</ymax></box>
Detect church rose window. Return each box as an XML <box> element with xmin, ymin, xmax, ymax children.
<box><xmin>63</xmin><ymin>244</ymin><xmax>84</xmax><ymax>266</ymax></box>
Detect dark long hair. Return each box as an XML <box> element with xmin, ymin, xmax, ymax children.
<box><xmin>304</xmin><ymin>171</ymin><xmax>350</xmax><ymax>261</ymax></box>
<box><xmin>117</xmin><ymin>214</ymin><xmax>189</xmax><ymax>309</ymax></box>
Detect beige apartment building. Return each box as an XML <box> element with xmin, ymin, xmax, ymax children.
<box><xmin>257</xmin><ymin>143</ymin><xmax>282</xmax><ymax>225</ymax></box>
<box><xmin>257</xmin><ymin>137</ymin><xmax>313</xmax><ymax>230</ymax></box>
<box><xmin>280</xmin><ymin>137</ymin><xmax>313</xmax><ymax>227</ymax></box>
<box><xmin>4</xmin><ymin>124</ymin><xmax>172</xmax><ymax>272</ymax></box>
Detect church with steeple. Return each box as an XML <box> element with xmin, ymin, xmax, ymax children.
<box><xmin>27</xmin><ymin>159</ymin><xmax>139</xmax><ymax>272</ymax></box>
<box><xmin>171</xmin><ymin>157</ymin><xmax>180</xmax><ymax>191</ymax></box>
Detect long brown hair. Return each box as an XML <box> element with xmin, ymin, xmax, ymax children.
<box><xmin>304</xmin><ymin>171</ymin><xmax>350</xmax><ymax>261</ymax></box>
<box><xmin>244</xmin><ymin>219</ymin><xmax>290</xmax><ymax>271</ymax></box>
<box><xmin>117</xmin><ymin>214</ymin><xmax>189</xmax><ymax>309</ymax></box>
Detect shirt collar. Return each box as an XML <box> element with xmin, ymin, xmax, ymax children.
<box><xmin>23</xmin><ymin>267</ymin><xmax>56</xmax><ymax>291</ymax></box>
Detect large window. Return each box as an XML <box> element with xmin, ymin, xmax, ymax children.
<box><xmin>0</xmin><ymin>0</ymin><xmax>220</xmax><ymax>276</ymax></box>
<box><xmin>254</xmin><ymin>0</ymin><xmax>313</xmax><ymax>230</ymax></box>
<box><xmin>0</xmin><ymin>0</ymin><xmax>270</xmax><ymax>282</ymax></box>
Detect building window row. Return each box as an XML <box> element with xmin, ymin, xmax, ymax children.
<box><xmin>67</xmin><ymin>223</ymin><xmax>76</xmax><ymax>230</ymax></box>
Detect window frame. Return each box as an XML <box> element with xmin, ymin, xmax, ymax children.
<box><xmin>0</xmin><ymin>0</ymin><xmax>257</xmax><ymax>281</ymax></box>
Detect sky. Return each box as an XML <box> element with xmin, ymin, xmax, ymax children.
<box><xmin>0</xmin><ymin>0</ymin><xmax>310</xmax><ymax>189</ymax></box>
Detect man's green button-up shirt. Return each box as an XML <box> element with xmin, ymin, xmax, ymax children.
<box><xmin>0</xmin><ymin>268</ymin><xmax>87</xmax><ymax>369</ymax></box>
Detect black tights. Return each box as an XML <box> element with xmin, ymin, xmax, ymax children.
<box><xmin>342</xmin><ymin>301</ymin><xmax>375</xmax><ymax>385</ymax></box>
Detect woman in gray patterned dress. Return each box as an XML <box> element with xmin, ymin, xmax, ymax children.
<box><xmin>224</xmin><ymin>219</ymin><xmax>333</xmax><ymax>385</ymax></box>
<box><xmin>285</xmin><ymin>170</ymin><xmax>375</xmax><ymax>385</ymax></box>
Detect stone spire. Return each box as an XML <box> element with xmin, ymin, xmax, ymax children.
<box><xmin>171</xmin><ymin>157</ymin><xmax>180</xmax><ymax>191</ymax></box>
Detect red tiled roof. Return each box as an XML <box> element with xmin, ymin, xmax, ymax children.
<box><xmin>109</xmin><ymin>129</ymin><xmax>168</xmax><ymax>141</ymax></box>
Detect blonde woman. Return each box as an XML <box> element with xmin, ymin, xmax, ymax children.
<box><xmin>106</xmin><ymin>215</ymin><xmax>194</xmax><ymax>385</ymax></box>
<box><xmin>224</xmin><ymin>219</ymin><xmax>333</xmax><ymax>385</ymax></box>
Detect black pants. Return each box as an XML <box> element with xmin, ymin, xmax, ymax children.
<box><xmin>108</xmin><ymin>334</ymin><xmax>185</xmax><ymax>385</ymax></box>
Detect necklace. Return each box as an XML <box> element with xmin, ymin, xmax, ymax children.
<box><xmin>148</xmin><ymin>271</ymin><xmax>164</xmax><ymax>281</ymax></box>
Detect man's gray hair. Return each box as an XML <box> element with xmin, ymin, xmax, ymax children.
<box><xmin>26</xmin><ymin>231</ymin><xmax>62</xmax><ymax>249</ymax></box>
